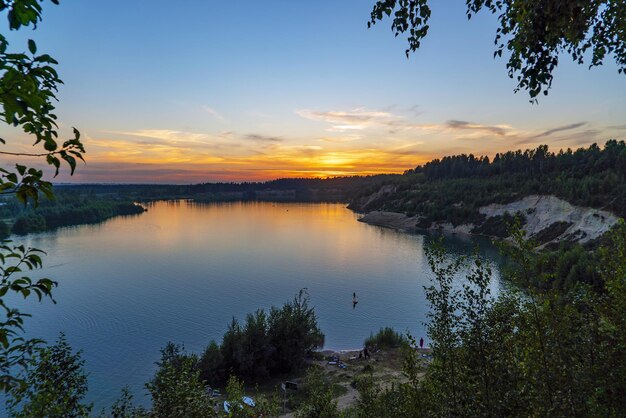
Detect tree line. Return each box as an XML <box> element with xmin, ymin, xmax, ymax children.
<box><xmin>413</xmin><ymin>141</ymin><xmax>626</xmax><ymax>183</ymax></box>
<box><xmin>353</xmin><ymin>141</ymin><xmax>626</xmax><ymax>228</ymax></box>
<box><xmin>55</xmin><ymin>175</ymin><xmax>400</xmax><ymax>204</ymax></box>
<box><xmin>0</xmin><ymin>190</ymin><xmax>145</xmax><ymax>237</ymax></box>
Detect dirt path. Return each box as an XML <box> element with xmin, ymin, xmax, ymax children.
<box><xmin>276</xmin><ymin>348</ymin><xmax>429</xmax><ymax>416</ymax></box>
<box><xmin>335</xmin><ymin>383</ymin><xmax>359</xmax><ymax>410</ymax></box>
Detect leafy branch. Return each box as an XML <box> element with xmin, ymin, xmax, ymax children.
<box><xmin>0</xmin><ymin>0</ymin><xmax>85</xmax><ymax>394</ymax></box>
<box><xmin>368</xmin><ymin>0</ymin><xmax>626</xmax><ymax>101</ymax></box>
<box><xmin>0</xmin><ymin>243</ymin><xmax>56</xmax><ymax>391</ymax></box>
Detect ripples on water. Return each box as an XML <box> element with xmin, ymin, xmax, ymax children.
<box><xmin>6</xmin><ymin>201</ymin><xmax>503</xmax><ymax>411</ymax></box>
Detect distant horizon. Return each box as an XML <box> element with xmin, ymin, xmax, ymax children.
<box><xmin>0</xmin><ymin>1</ymin><xmax>624</xmax><ymax>183</ymax></box>
<box><xmin>44</xmin><ymin>139</ymin><xmax>622</xmax><ymax>186</ymax></box>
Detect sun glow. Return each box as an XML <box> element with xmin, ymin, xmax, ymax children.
<box><xmin>6</xmin><ymin>104</ymin><xmax>605</xmax><ymax>184</ymax></box>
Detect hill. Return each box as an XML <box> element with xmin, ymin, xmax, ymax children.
<box><xmin>350</xmin><ymin>140</ymin><xmax>626</xmax><ymax>247</ymax></box>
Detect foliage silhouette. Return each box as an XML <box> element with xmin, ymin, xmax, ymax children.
<box><xmin>0</xmin><ymin>0</ymin><xmax>86</xmax><ymax>394</ymax></box>
<box><xmin>369</xmin><ymin>0</ymin><xmax>626</xmax><ymax>100</ymax></box>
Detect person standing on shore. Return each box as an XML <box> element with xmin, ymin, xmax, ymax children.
<box><xmin>419</xmin><ymin>337</ymin><xmax>424</xmax><ymax>349</ymax></box>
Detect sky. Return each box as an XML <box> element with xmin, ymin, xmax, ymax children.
<box><xmin>1</xmin><ymin>0</ymin><xmax>625</xmax><ymax>183</ymax></box>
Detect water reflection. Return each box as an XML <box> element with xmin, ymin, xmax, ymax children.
<box><xmin>7</xmin><ymin>201</ymin><xmax>503</xmax><ymax>411</ymax></box>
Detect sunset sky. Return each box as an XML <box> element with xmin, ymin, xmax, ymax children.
<box><xmin>1</xmin><ymin>0</ymin><xmax>625</xmax><ymax>183</ymax></box>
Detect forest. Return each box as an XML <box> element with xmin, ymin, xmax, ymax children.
<box><xmin>351</xmin><ymin>140</ymin><xmax>626</xmax><ymax>221</ymax></box>
<box><xmin>0</xmin><ymin>190</ymin><xmax>146</xmax><ymax>237</ymax></box>
<box><xmin>53</xmin><ymin>175</ymin><xmax>399</xmax><ymax>204</ymax></box>
<box><xmin>348</xmin><ymin>141</ymin><xmax>626</xmax><ymax>293</ymax></box>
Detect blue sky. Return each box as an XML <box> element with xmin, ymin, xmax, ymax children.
<box><xmin>1</xmin><ymin>0</ymin><xmax>625</xmax><ymax>182</ymax></box>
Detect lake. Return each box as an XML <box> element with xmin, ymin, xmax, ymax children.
<box><xmin>6</xmin><ymin>201</ymin><xmax>504</xmax><ymax>411</ymax></box>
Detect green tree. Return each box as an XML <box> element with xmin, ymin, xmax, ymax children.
<box><xmin>355</xmin><ymin>222</ymin><xmax>626</xmax><ymax>416</ymax></box>
<box><xmin>350</xmin><ymin>371</ymin><xmax>417</xmax><ymax>418</ymax></box>
<box><xmin>109</xmin><ymin>386</ymin><xmax>148</xmax><ymax>418</ymax></box>
<box><xmin>420</xmin><ymin>240</ymin><xmax>464</xmax><ymax>416</ymax></box>
<box><xmin>6</xmin><ymin>333</ymin><xmax>91</xmax><ymax>418</ymax></box>
<box><xmin>295</xmin><ymin>367</ymin><xmax>340</xmax><ymax>418</ymax></box>
<box><xmin>146</xmin><ymin>343</ymin><xmax>214</xmax><ymax>418</ymax></box>
<box><xmin>211</xmin><ymin>290</ymin><xmax>324</xmax><ymax>384</ymax></box>
<box><xmin>267</xmin><ymin>289</ymin><xmax>325</xmax><ymax>374</ymax></box>
<box><xmin>199</xmin><ymin>340</ymin><xmax>224</xmax><ymax>387</ymax></box>
<box><xmin>594</xmin><ymin>220</ymin><xmax>626</xmax><ymax>413</ymax></box>
<box><xmin>0</xmin><ymin>0</ymin><xmax>85</xmax><ymax>391</ymax></box>
<box><xmin>369</xmin><ymin>0</ymin><xmax>626</xmax><ymax>100</ymax></box>
<box><xmin>221</xmin><ymin>376</ymin><xmax>257</xmax><ymax>418</ymax></box>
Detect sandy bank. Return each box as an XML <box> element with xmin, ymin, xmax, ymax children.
<box><xmin>480</xmin><ymin>195</ymin><xmax>619</xmax><ymax>246</ymax></box>
<box><xmin>357</xmin><ymin>195</ymin><xmax>620</xmax><ymax>246</ymax></box>
<box><xmin>357</xmin><ymin>211</ymin><xmax>420</xmax><ymax>232</ymax></box>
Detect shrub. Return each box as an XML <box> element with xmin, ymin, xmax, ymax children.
<box><xmin>200</xmin><ymin>290</ymin><xmax>324</xmax><ymax>385</ymax></box>
<box><xmin>295</xmin><ymin>367</ymin><xmax>340</xmax><ymax>418</ymax></box>
<box><xmin>146</xmin><ymin>344</ymin><xmax>213</xmax><ymax>418</ymax></box>
<box><xmin>364</xmin><ymin>327</ymin><xmax>406</xmax><ymax>350</ymax></box>
<box><xmin>7</xmin><ymin>334</ymin><xmax>92</xmax><ymax>418</ymax></box>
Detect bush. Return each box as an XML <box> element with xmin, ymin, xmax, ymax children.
<box><xmin>146</xmin><ymin>344</ymin><xmax>213</xmax><ymax>418</ymax></box>
<box><xmin>7</xmin><ymin>334</ymin><xmax>92</xmax><ymax>418</ymax></box>
<box><xmin>364</xmin><ymin>327</ymin><xmax>406</xmax><ymax>350</ymax></box>
<box><xmin>200</xmin><ymin>290</ymin><xmax>324</xmax><ymax>385</ymax></box>
<box><xmin>295</xmin><ymin>367</ymin><xmax>340</xmax><ymax>418</ymax></box>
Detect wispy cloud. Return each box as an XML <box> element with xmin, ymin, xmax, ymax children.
<box><xmin>296</xmin><ymin>107</ymin><xmax>448</xmax><ymax>136</ymax></box>
<box><xmin>243</xmin><ymin>134</ymin><xmax>283</xmax><ymax>142</ymax></box>
<box><xmin>512</xmin><ymin>128</ymin><xmax>600</xmax><ymax>147</ymax></box>
<box><xmin>408</xmin><ymin>105</ymin><xmax>423</xmax><ymax>117</ymax></box>
<box><xmin>533</xmin><ymin>122</ymin><xmax>587</xmax><ymax>138</ymax></box>
<box><xmin>551</xmin><ymin>129</ymin><xmax>602</xmax><ymax>145</ymax></box>
<box><xmin>296</xmin><ymin>108</ymin><xmax>517</xmax><ymax>138</ymax></box>
<box><xmin>111</xmin><ymin>129</ymin><xmax>212</xmax><ymax>143</ymax></box>
<box><xmin>445</xmin><ymin>120</ymin><xmax>511</xmax><ymax>136</ymax></box>
<box><xmin>202</xmin><ymin>106</ymin><xmax>227</xmax><ymax>122</ymax></box>
<box><xmin>45</xmin><ymin>128</ymin><xmax>438</xmax><ymax>183</ymax></box>
<box><xmin>318</xmin><ymin>134</ymin><xmax>361</xmax><ymax>143</ymax></box>
<box><xmin>296</xmin><ymin>107</ymin><xmax>609</xmax><ymax>155</ymax></box>
<box><xmin>296</xmin><ymin>108</ymin><xmax>401</xmax><ymax>131</ymax></box>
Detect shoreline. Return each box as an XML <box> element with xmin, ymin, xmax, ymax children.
<box><xmin>357</xmin><ymin>210</ymin><xmax>478</xmax><ymax>237</ymax></box>
<box><xmin>355</xmin><ymin>194</ymin><xmax>621</xmax><ymax>247</ymax></box>
<box><xmin>356</xmin><ymin>211</ymin><xmax>421</xmax><ymax>233</ymax></box>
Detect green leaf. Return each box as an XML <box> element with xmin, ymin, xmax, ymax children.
<box><xmin>27</xmin><ymin>39</ymin><xmax>36</xmax><ymax>55</ymax></box>
<box><xmin>6</xmin><ymin>173</ymin><xmax>18</xmax><ymax>184</ymax></box>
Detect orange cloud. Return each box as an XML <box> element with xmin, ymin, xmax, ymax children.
<box><xmin>0</xmin><ymin>107</ymin><xmax>606</xmax><ymax>184</ymax></box>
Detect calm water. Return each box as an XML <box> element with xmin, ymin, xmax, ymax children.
<box><xmin>7</xmin><ymin>201</ymin><xmax>503</xmax><ymax>411</ymax></box>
